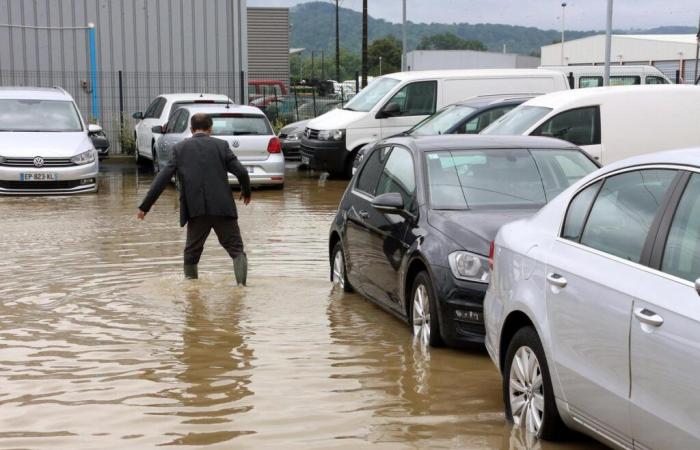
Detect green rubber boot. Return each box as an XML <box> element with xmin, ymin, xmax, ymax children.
<box><xmin>184</xmin><ymin>264</ymin><xmax>199</xmax><ymax>280</ymax></box>
<box><xmin>233</xmin><ymin>254</ymin><xmax>247</xmax><ymax>286</ymax></box>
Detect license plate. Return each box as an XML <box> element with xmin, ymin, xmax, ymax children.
<box><xmin>21</xmin><ymin>173</ymin><xmax>57</xmax><ymax>181</ymax></box>
<box><xmin>301</xmin><ymin>156</ymin><xmax>310</xmax><ymax>165</ymax></box>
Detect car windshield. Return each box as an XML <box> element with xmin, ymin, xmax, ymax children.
<box><xmin>342</xmin><ymin>78</ymin><xmax>400</xmax><ymax>112</ymax></box>
<box><xmin>481</xmin><ymin>105</ymin><xmax>552</xmax><ymax>135</ymax></box>
<box><xmin>408</xmin><ymin>105</ymin><xmax>477</xmax><ymax>136</ymax></box>
<box><xmin>0</xmin><ymin>99</ymin><xmax>83</xmax><ymax>132</ymax></box>
<box><xmin>426</xmin><ymin>149</ymin><xmax>597</xmax><ymax>210</ymax></box>
<box><xmin>209</xmin><ymin>114</ymin><xmax>272</xmax><ymax>136</ymax></box>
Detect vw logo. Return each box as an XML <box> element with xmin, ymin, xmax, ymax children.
<box><xmin>33</xmin><ymin>156</ymin><xmax>44</xmax><ymax>168</ymax></box>
<box><xmin>231</xmin><ymin>140</ymin><xmax>240</xmax><ymax>148</ymax></box>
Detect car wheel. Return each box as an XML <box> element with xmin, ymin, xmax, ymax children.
<box><xmin>331</xmin><ymin>242</ymin><xmax>353</xmax><ymax>293</ymax></box>
<box><xmin>152</xmin><ymin>146</ymin><xmax>160</xmax><ymax>174</ymax></box>
<box><xmin>504</xmin><ymin>326</ymin><xmax>568</xmax><ymax>440</ymax></box>
<box><xmin>134</xmin><ymin>137</ymin><xmax>144</xmax><ymax>165</ymax></box>
<box><xmin>410</xmin><ymin>271</ymin><xmax>443</xmax><ymax>347</ymax></box>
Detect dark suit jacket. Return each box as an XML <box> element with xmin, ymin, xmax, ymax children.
<box><xmin>139</xmin><ymin>133</ymin><xmax>252</xmax><ymax>226</ymax></box>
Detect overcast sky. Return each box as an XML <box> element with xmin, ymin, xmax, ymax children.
<box><xmin>248</xmin><ymin>0</ymin><xmax>699</xmax><ymax>31</ymax></box>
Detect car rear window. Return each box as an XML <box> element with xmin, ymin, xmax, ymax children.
<box><xmin>209</xmin><ymin>114</ymin><xmax>273</xmax><ymax>136</ymax></box>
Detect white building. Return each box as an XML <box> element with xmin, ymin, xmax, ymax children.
<box><xmin>541</xmin><ymin>34</ymin><xmax>699</xmax><ymax>83</ymax></box>
<box><xmin>405</xmin><ymin>50</ymin><xmax>540</xmax><ymax>71</ymax></box>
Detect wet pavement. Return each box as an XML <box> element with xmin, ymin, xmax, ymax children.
<box><xmin>0</xmin><ymin>161</ymin><xmax>604</xmax><ymax>449</ymax></box>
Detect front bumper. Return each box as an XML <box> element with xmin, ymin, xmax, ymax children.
<box><xmin>228</xmin><ymin>154</ymin><xmax>285</xmax><ymax>187</ymax></box>
<box><xmin>0</xmin><ymin>161</ymin><xmax>99</xmax><ymax>195</ymax></box>
<box><xmin>431</xmin><ymin>266</ymin><xmax>488</xmax><ymax>345</ymax></box>
<box><xmin>300</xmin><ymin>137</ymin><xmax>348</xmax><ymax>174</ymax></box>
<box><xmin>281</xmin><ymin>139</ymin><xmax>301</xmax><ymax>160</ymax></box>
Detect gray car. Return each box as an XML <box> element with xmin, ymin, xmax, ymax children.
<box><xmin>154</xmin><ymin>104</ymin><xmax>285</xmax><ymax>188</ymax></box>
<box><xmin>484</xmin><ymin>148</ymin><xmax>700</xmax><ymax>448</ymax></box>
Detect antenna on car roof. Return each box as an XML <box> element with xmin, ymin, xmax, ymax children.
<box><xmin>225</xmin><ymin>98</ymin><xmax>232</xmax><ymax>109</ymax></box>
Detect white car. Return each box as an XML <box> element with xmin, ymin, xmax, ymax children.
<box><xmin>154</xmin><ymin>104</ymin><xmax>284</xmax><ymax>188</ymax></box>
<box><xmin>485</xmin><ymin>148</ymin><xmax>700</xmax><ymax>448</ymax></box>
<box><xmin>0</xmin><ymin>86</ymin><xmax>99</xmax><ymax>195</ymax></box>
<box><xmin>132</xmin><ymin>93</ymin><xmax>232</xmax><ymax>170</ymax></box>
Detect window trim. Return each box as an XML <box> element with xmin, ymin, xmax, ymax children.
<box><xmin>531</xmin><ymin>105</ymin><xmax>601</xmax><ymax>146</ymax></box>
<box><xmin>375</xmin><ymin>145</ymin><xmax>419</xmax><ymax>214</ymax></box>
<box><xmin>380</xmin><ymin>80</ymin><xmax>438</xmax><ymax>118</ymax></box>
<box><xmin>352</xmin><ymin>145</ymin><xmax>394</xmax><ymax>198</ymax></box>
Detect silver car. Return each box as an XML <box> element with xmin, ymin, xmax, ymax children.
<box><xmin>484</xmin><ymin>148</ymin><xmax>700</xmax><ymax>449</ymax></box>
<box><xmin>154</xmin><ymin>104</ymin><xmax>284</xmax><ymax>188</ymax></box>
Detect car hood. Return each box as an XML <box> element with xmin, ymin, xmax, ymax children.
<box><xmin>307</xmin><ymin>108</ymin><xmax>366</xmax><ymax>131</ymax></box>
<box><xmin>428</xmin><ymin>208</ymin><xmax>540</xmax><ymax>256</ymax></box>
<box><xmin>0</xmin><ymin>132</ymin><xmax>93</xmax><ymax>157</ymax></box>
<box><xmin>280</xmin><ymin>119</ymin><xmax>310</xmax><ymax>136</ymax></box>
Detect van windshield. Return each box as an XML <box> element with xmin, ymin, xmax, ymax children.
<box><xmin>0</xmin><ymin>99</ymin><xmax>83</xmax><ymax>132</ymax></box>
<box><xmin>343</xmin><ymin>78</ymin><xmax>400</xmax><ymax>112</ymax></box>
<box><xmin>481</xmin><ymin>105</ymin><xmax>552</xmax><ymax>136</ymax></box>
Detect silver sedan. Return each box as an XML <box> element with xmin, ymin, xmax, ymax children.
<box><xmin>485</xmin><ymin>148</ymin><xmax>700</xmax><ymax>449</ymax></box>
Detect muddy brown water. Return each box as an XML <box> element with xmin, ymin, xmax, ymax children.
<box><xmin>0</xmin><ymin>162</ymin><xmax>604</xmax><ymax>449</ymax></box>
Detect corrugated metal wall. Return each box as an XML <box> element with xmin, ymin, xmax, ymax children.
<box><xmin>247</xmin><ymin>7</ymin><xmax>288</xmax><ymax>80</ymax></box>
<box><xmin>0</xmin><ymin>0</ymin><xmax>248</xmax><ymax>153</ymax></box>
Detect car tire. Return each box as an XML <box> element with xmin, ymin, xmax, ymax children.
<box><xmin>134</xmin><ymin>137</ymin><xmax>144</xmax><ymax>165</ymax></box>
<box><xmin>152</xmin><ymin>145</ymin><xmax>160</xmax><ymax>174</ymax></box>
<box><xmin>331</xmin><ymin>242</ymin><xmax>353</xmax><ymax>293</ymax></box>
<box><xmin>503</xmin><ymin>326</ymin><xmax>568</xmax><ymax>440</ymax></box>
<box><xmin>410</xmin><ymin>271</ymin><xmax>443</xmax><ymax>347</ymax></box>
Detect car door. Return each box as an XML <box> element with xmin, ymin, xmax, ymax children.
<box><xmin>137</xmin><ymin>97</ymin><xmax>166</xmax><ymax>158</ymax></box>
<box><xmin>365</xmin><ymin>145</ymin><xmax>417</xmax><ymax>310</ymax></box>
<box><xmin>379</xmin><ymin>81</ymin><xmax>437</xmax><ymax>138</ymax></box>
<box><xmin>630</xmin><ymin>171</ymin><xmax>700</xmax><ymax>449</ymax></box>
<box><xmin>157</xmin><ymin>109</ymin><xmax>188</xmax><ymax>168</ymax></box>
<box><xmin>545</xmin><ymin>168</ymin><xmax>678</xmax><ymax>444</ymax></box>
<box><xmin>530</xmin><ymin>106</ymin><xmax>602</xmax><ymax>162</ymax></box>
<box><xmin>344</xmin><ymin>146</ymin><xmax>392</xmax><ymax>296</ymax></box>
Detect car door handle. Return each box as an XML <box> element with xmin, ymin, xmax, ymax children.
<box><xmin>546</xmin><ymin>273</ymin><xmax>568</xmax><ymax>288</ymax></box>
<box><xmin>634</xmin><ymin>308</ymin><xmax>664</xmax><ymax>327</ymax></box>
<box><xmin>358</xmin><ymin>210</ymin><xmax>369</xmax><ymax>219</ymax></box>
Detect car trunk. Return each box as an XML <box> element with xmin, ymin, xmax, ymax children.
<box><xmin>216</xmin><ymin>135</ymin><xmax>271</xmax><ymax>162</ymax></box>
<box><xmin>209</xmin><ymin>114</ymin><xmax>274</xmax><ymax>162</ymax></box>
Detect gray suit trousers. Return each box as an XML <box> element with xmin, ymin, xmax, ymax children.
<box><xmin>184</xmin><ymin>215</ymin><xmax>244</xmax><ymax>265</ymax></box>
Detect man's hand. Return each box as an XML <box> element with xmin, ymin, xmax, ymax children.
<box><xmin>240</xmin><ymin>193</ymin><xmax>251</xmax><ymax>206</ymax></box>
<box><xmin>136</xmin><ymin>209</ymin><xmax>147</xmax><ymax>220</ymax></box>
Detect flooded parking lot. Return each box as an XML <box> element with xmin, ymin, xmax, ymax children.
<box><xmin>0</xmin><ymin>161</ymin><xmax>603</xmax><ymax>449</ymax></box>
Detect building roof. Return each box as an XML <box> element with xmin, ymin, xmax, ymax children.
<box><xmin>0</xmin><ymin>86</ymin><xmax>73</xmax><ymax>101</ymax></box>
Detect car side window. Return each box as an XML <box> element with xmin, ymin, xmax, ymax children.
<box><xmin>355</xmin><ymin>146</ymin><xmax>392</xmax><ymax>196</ymax></box>
<box><xmin>661</xmin><ymin>174</ymin><xmax>700</xmax><ymax>282</ymax></box>
<box><xmin>143</xmin><ymin>98</ymin><xmax>162</xmax><ymax>119</ymax></box>
<box><xmin>579</xmin><ymin>170</ymin><xmax>677</xmax><ymax>263</ymax></box>
<box><xmin>164</xmin><ymin>110</ymin><xmax>180</xmax><ymax>133</ymax></box>
<box><xmin>531</xmin><ymin>106</ymin><xmax>601</xmax><ymax>147</ymax></box>
<box><xmin>173</xmin><ymin>110</ymin><xmax>189</xmax><ymax>133</ymax></box>
<box><xmin>579</xmin><ymin>76</ymin><xmax>603</xmax><ymax>88</ymax></box>
<box><xmin>375</xmin><ymin>146</ymin><xmax>416</xmax><ymax>212</ymax></box>
<box><xmin>153</xmin><ymin>98</ymin><xmax>167</xmax><ymax>118</ymax></box>
<box><xmin>562</xmin><ymin>181</ymin><xmax>602</xmax><ymax>241</ymax></box>
<box><xmin>462</xmin><ymin>105</ymin><xmax>515</xmax><ymax>134</ymax></box>
<box><xmin>646</xmin><ymin>76</ymin><xmax>668</xmax><ymax>85</ymax></box>
<box><xmin>385</xmin><ymin>81</ymin><xmax>437</xmax><ymax>117</ymax></box>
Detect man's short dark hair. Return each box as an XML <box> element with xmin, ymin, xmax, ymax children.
<box><xmin>191</xmin><ymin>113</ymin><xmax>213</xmax><ymax>131</ymax></box>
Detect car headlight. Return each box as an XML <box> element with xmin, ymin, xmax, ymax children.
<box><xmin>286</xmin><ymin>132</ymin><xmax>301</xmax><ymax>141</ymax></box>
<box><xmin>318</xmin><ymin>129</ymin><xmax>345</xmax><ymax>141</ymax></box>
<box><xmin>71</xmin><ymin>149</ymin><xmax>97</xmax><ymax>165</ymax></box>
<box><xmin>448</xmin><ymin>251</ymin><xmax>491</xmax><ymax>283</ymax></box>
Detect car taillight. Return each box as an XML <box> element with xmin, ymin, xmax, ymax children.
<box><xmin>267</xmin><ymin>137</ymin><xmax>282</xmax><ymax>153</ymax></box>
<box><xmin>488</xmin><ymin>240</ymin><xmax>495</xmax><ymax>271</ymax></box>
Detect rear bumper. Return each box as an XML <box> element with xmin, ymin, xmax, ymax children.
<box><xmin>0</xmin><ymin>161</ymin><xmax>99</xmax><ymax>195</ymax></box>
<box><xmin>228</xmin><ymin>154</ymin><xmax>285</xmax><ymax>186</ymax></box>
<box><xmin>300</xmin><ymin>137</ymin><xmax>348</xmax><ymax>174</ymax></box>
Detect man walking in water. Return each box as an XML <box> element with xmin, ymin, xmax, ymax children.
<box><xmin>136</xmin><ymin>113</ymin><xmax>252</xmax><ymax>285</ymax></box>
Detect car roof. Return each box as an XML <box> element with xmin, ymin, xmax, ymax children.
<box><xmin>524</xmin><ymin>84</ymin><xmax>700</xmax><ymax>110</ymax></box>
<box><xmin>384</xmin><ymin>134</ymin><xmax>581</xmax><ymax>152</ymax></box>
<box><xmin>600</xmin><ymin>147</ymin><xmax>700</xmax><ymax>173</ymax></box>
<box><xmin>180</xmin><ymin>103</ymin><xmax>266</xmax><ymax>115</ymax></box>
<box><xmin>455</xmin><ymin>93</ymin><xmax>538</xmax><ymax>108</ymax></box>
<box><xmin>378</xmin><ymin>68</ymin><xmax>564</xmax><ymax>82</ymax></box>
<box><xmin>159</xmin><ymin>93</ymin><xmax>232</xmax><ymax>102</ymax></box>
<box><xmin>0</xmin><ymin>86</ymin><xmax>74</xmax><ymax>101</ymax></box>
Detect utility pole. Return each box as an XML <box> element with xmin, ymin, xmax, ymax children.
<box><xmin>335</xmin><ymin>0</ymin><xmax>340</xmax><ymax>82</ymax></box>
<box><xmin>379</xmin><ymin>56</ymin><xmax>383</xmax><ymax>75</ymax></box>
<box><xmin>560</xmin><ymin>2</ymin><xmax>567</xmax><ymax>65</ymax></box>
<box><xmin>402</xmin><ymin>0</ymin><xmax>407</xmax><ymax>71</ymax></box>
<box><xmin>321</xmin><ymin>50</ymin><xmax>325</xmax><ymax>80</ymax></box>
<box><xmin>603</xmin><ymin>0</ymin><xmax>613</xmax><ymax>86</ymax></box>
<box><xmin>362</xmin><ymin>0</ymin><xmax>368</xmax><ymax>87</ymax></box>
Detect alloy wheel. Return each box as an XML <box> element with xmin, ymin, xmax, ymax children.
<box><xmin>412</xmin><ymin>284</ymin><xmax>431</xmax><ymax>346</ymax></box>
<box><xmin>509</xmin><ymin>345</ymin><xmax>545</xmax><ymax>434</ymax></box>
<box><xmin>332</xmin><ymin>250</ymin><xmax>345</xmax><ymax>290</ymax></box>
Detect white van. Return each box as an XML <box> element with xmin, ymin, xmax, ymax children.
<box><xmin>541</xmin><ymin>64</ymin><xmax>672</xmax><ymax>88</ymax></box>
<box><xmin>482</xmin><ymin>84</ymin><xmax>700</xmax><ymax>164</ymax></box>
<box><xmin>300</xmin><ymin>69</ymin><xmax>570</xmax><ymax>177</ymax></box>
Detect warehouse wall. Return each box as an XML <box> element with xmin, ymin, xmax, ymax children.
<box><xmin>247</xmin><ymin>7</ymin><xmax>289</xmax><ymax>80</ymax></box>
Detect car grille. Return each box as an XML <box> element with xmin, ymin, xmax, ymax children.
<box><xmin>0</xmin><ymin>180</ymin><xmax>85</xmax><ymax>190</ymax></box>
<box><xmin>304</xmin><ymin>128</ymin><xmax>320</xmax><ymax>140</ymax></box>
<box><xmin>1</xmin><ymin>157</ymin><xmax>75</xmax><ymax>167</ymax></box>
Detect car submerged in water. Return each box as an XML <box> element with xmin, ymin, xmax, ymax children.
<box><xmin>328</xmin><ymin>134</ymin><xmax>599</xmax><ymax>347</ymax></box>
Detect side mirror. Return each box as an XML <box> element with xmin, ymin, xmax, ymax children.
<box><xmin>371</xmin><ymin>192</ymin><xmax>406</xmax><ymax>215</ymax></box>
<box><xmin>132</xmin><ymin>111</ymin><xmax>144</xmax><ymax>120</ymax></box>
<box><xmin>376</xmin><ymin>102</ymin><xmax>401</xmax><ymax>119</ymax></box>
<box><xmin>87</xmin><ymin>124</ymin><xmax>103</xmax><ymax>134</ymax></box>
<box><xmin>152</xmin><ymin>125</ymin><xmax>165</xmax><ymax>134</ymax></box>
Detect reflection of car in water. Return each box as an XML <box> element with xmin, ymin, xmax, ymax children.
<box><xmin>329</xmin><ymin>134</ymin><xmax>598</xmax><ymax>348</ymax></box>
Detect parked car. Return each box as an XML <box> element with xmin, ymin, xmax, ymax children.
<box><xmin>154</xmin><ymin>104</ymin><xmax>284</xmax><ymax>188</ymax></box>
<box><xmin>132</xmin><ymin>93</ymin><xmax>232</xmax><ymax>171</ymax></box>
<box><xmin>0</xmin><ymin>86</ymin><xmax>99</xmax><ymax>195</ymax></box>
<box><xmin>301</xmin><ymin>69</ymin><xmax>570</xmax><ymax>178</ymax></box>
<box><xmin>541</xmin><ymin>64</ymin><xmax>671</xmax><ymax>88</ymax></box>
<box><xmin>329</xmin><ymin>135</ymin><xmax>598</xmax><ymax>347</ymax></box>
<box><xmin>482</xmin><ymin>84</ymin><xmax>700</xmax><ymax>164</ymax></box>
<box><xmin>485</xmin><ymin>148</ymin><xmax>700</xmax><ymax>448</ymax></box>
<box><xmin>89</xmin><ymin>126</ymin><xmax>110</xmax><ymax>159</ymax></box>
<box><xmin>279</xmin><ymin>119</ymin><xmax>309</xmax><ymax>160</ymax></box>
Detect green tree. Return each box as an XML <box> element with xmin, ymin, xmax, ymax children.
<box><xmin>368</xmin><ymin>36</ymin><xmax>402</xmax><ymax>76</ymax></box>
<box><xmin>416</xmin><ymin>32</ymin><xmax>486</xmax><ymax>51</ymax></box>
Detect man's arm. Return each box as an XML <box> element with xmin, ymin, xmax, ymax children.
<box><xmin>223</xmin><ymin>144</ymin><xmax>252</xmax><ymax>202</ymax></box>
<box><xmin>137</xmin><ymin>150</ymin><xmax>178</xmax><ymax>218</ymax></box>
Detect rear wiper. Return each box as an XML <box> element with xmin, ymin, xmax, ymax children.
<box><xmin>232</xmin><ymin>132</ymin><xmax>259</xmax><ymax>136</ymax></box>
